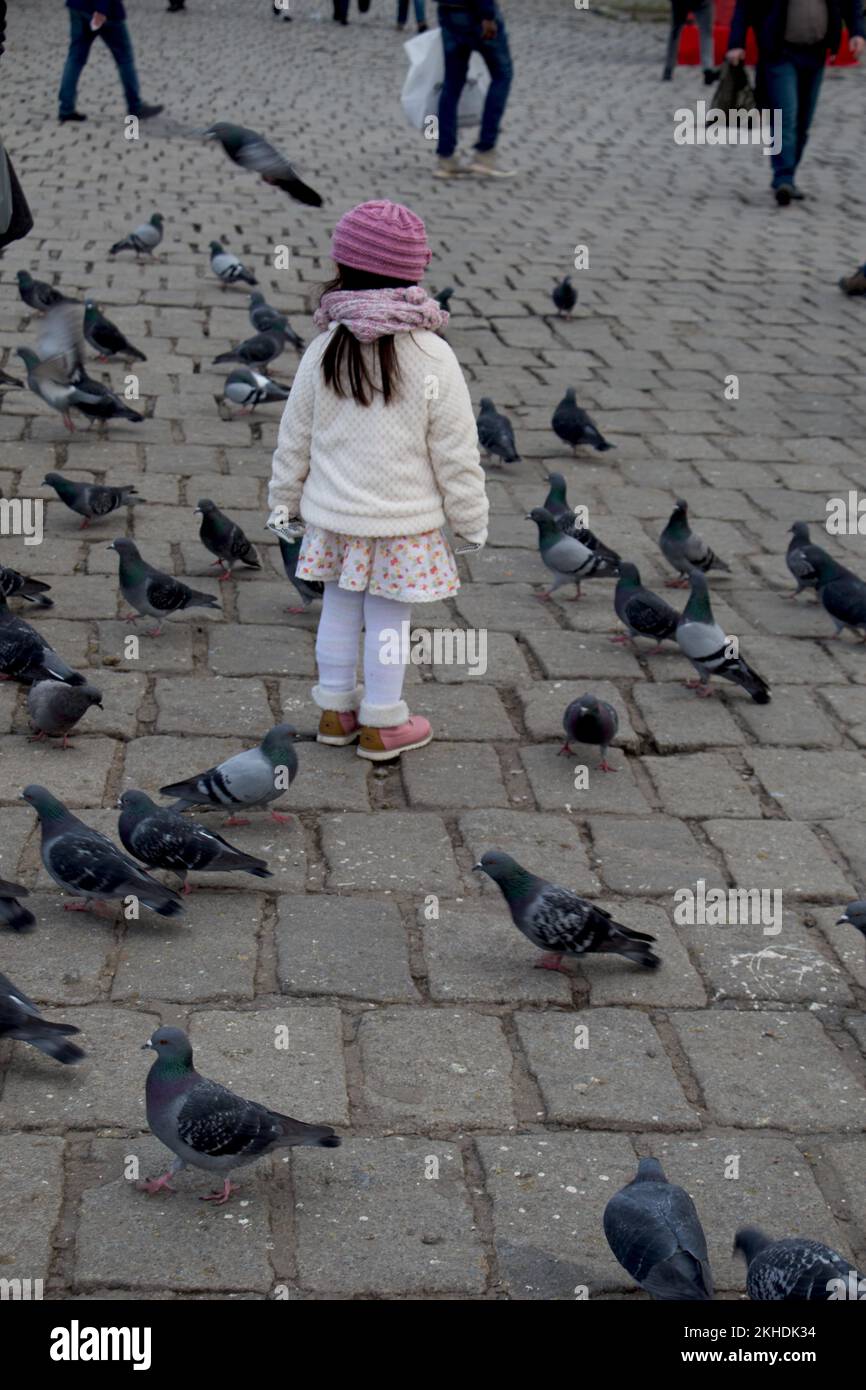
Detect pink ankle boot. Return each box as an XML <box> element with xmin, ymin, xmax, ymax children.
<box><xmin>356</xmin><ymin>700</ymin><xmax>433</xmax><ymax>761</ymax></box>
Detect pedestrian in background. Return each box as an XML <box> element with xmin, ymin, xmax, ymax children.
<box><xmin>663</xmin><ymin>0</ymin><xmax>720</xmax><ymax>84</ymax></box>
<box><xmin>397</xmin><ymin>0</ymin><xmax>429</xmax><ymax>31</ymax></box>
<box><xmin>434</xmin><ymin>1</ymin><xmax>514</xmax><ymax>180</ymax></box>
<box><xmin>58</xmin><ymin>1</ymin><xmax>163</xmax><ymax>123</ymax></box>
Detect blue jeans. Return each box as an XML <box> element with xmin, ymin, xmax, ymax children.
<box><xmin>761</xmin><ymin>44</ymin><xmax>825</xmax><ymax>188</ymax></box>
<box><xmin>398</xmin><ymin>0</ymin><xmax>427</xmax><ymax>22</ymax></box>
<box><xmin>436</xmin><ymin>5</ymin><xmax>513</xmax><ymax>156</ymax></box>
<box><xmin>58</xmin><ymin>11</ymin><xmax>142</xmax><ymax>116</ymax></box>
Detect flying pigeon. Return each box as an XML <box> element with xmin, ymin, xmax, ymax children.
<box><xmin>734</xmin><ymin>1226</ymin><xmax>863</xmax><ymax>1300</ymax></box>
<box><xmin>433</xmin><ymin>286</ymin><xmax>454</xmax><ymax>312</ymax></box>
<box><xmin>0</xmin><ymin>563</ymin><xmax>52</xmax><ymax>608</ymax></box>
<box><xmin>0</xmin><ymin>592</ymin><xmax>85</xmax><ymax>686</ymax></box>
<box><xmin>195</xmin><ymin>499</ymin><xmax>261</xmax><ymax>579</ymax></box>
<box><xmin>16</xmin><ymin>270</ymin><xmax>70</xmax><ymax>314</ymax></box>
<box><xmin>542</xmin><ymin>473</ymin><xmax>620</xmax><ymax>561</ymax></box>
<box><xmin>21</xmin><ymin>784</ymin><xmax>184</xmax><ymax>918</ymax></box>
<box><xmin>109</xmin><ymin>212</ymin><xmax>164</xmax><ymax>258</ymax></box>
<box><xmin>83</xmin><ymin>299</ymin><xmax>147</xmax><ymax>362</ymax></box>
<box><xmin>659</xmin><ymin>499</ymin><xmax>731</xmax><ymax>587</ymax></box>
<box><xmin>202</xmin><ymin>123</ymin><xmax>323</xmax><ymax>207</ymax></box>
<box><xmin>208</xmin><ymin>241</ymin><xmax>258</xmax><ymax>288</ymax></box>
<box><xmin>140</xmin><ymin>1025</ymin><xmax>339</xmax><ymax>1204</ymax></box>
<box><xmin>836</xmin><ymin>900</ymin><xmax>866</xmax><ymax>949</ymax></box>
<box><xmin>677</xmin><ymin>571</ymin><xmax>770</xmax><ymax>702</ymax></box>
<box><xmin>212</xmin><ymin>328</ymin><xmax>285</xmax><ymax>369</ymax></box>
<box><xmin>118</xmin><ymin>789</ymin><xmax>271</xmax><ymax>891</ymax></box>
<box><xmin>108</xmin><ymin>538</ymin><xmax>220</xmax><ymax>636</ymax></box>
<box><xmin>0</xmin><ymin>880</ymin><xmax>36</xmax><ymax>932</ymax></box>
<box><xmin>604</xmin><ymin>1158</ymin><xmax>714</xmax><ymax>1300</ymax></box>
<box><xmin>17</xmin><ymin>304</ymin><xmax>143</xmax><ymax>433</ymax></box>
<box><xmin>0</xmin><ymin>367</ymin><xmax>23</xmax><ymax>390</ymax></box>
<box><xmin>552</xmin><ymin>275</ymin><xmax>577</xmax><ymax>318</ymax></box>
<box><xmin>43</xmin><ymin>472</ymin><xmax>139</xmax><ymax>528</ymax></box>
<box><xmin>561</xmin><ymin>692</ymin><xmax>619</xmax><ymax>772</ymax></box>
<box><xmin>800</xmin><ymin>545</ymin><xmax>866</xmax><ymax>640</ymax></box>
<box><xmin>527</xmin><ymin>506</ymin><xmax>619</xmax><ymax>600</ymax></box>
<box><xmin>0</xmin><ymin>971</ymin><xmax>84</xmax><ymax>1063</ymax></box>
<box><xmin>27</xmin><ymin>679</ymin><xmax>103</xmax><ymax>748</ymax></box>
<box><xmin>613</xmin><ymin>562</ymin><xmax>678</xmax><ymax>651</ymax></box>
<box><xmin>552</xmin><ymin>388</ymin><xmax>613</xmax><ymax>453</ymax></box>
<box><xmin>278</xmin><ymin>534</ymin><xmax>323</xmax><ymax>613</ymax></box>
<box><xmin>222</xmin><ymin>367</ymin><xmax>290</xmax><ymax>412</ymax></box>
<box><xmin>248</xmin><ymin>293</ymin><xmax>304</xmax><ymax>348</ymax></box>
<box><xmin>474</xmin><ymin>849</ymin><xmax>659</xmax><ymax>972</ymax></box>
<box><xmin>160</xmin><ymin>723</ymin><xmax>298</xmax><ymax>826</ymax></box>
<box><xmin>477</xmin><ymin>398</ymin><xmax>520</xmax><ymax>465</ymax></box>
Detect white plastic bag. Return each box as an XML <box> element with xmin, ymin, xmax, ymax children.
<box><xmin>401</xmin><ymin>27</ymin><xmax>490</xmax><ymax>132</ymax></box>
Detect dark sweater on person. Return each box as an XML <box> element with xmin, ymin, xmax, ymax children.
<box><xmin>728</xmin><ymin>0</ymin><xmax>863</xmax><ymax>58</ymax></box>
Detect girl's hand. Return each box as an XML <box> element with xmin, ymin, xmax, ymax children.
<box><xmin>850</xmin><ymin>35</ymin><xmax>865</xmax><ymax>57</ymax></box>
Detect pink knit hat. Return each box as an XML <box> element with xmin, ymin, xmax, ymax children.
<box><xmin>330</xmin><ymin>200</ymin><xmax>433</xmax><ymax>282</ymax></box>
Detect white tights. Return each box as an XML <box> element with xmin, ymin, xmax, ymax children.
<box><xmin>315</xmin><ymin>583</ymin><xmax>411</xmax><ymax>707</ymax></box>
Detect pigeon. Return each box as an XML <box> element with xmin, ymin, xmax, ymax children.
<box><xmin>43</xmin><ymin>472</ymin><xmax>139</xmax><ymax>528</ymax></box>
<box><xmin>734</xmin><ymin>1226</ymin><xmax>863</xmax><ymax>1301</ymax></box>
<box><xmin>542</xmin><ymin>473</ymin><xmax>620</xmax><ymax>561</ymax></box>
<box><xmin>561</xmin><ymin>693</ymin><xmax>619</xmax><ymax>772</ymax></box>
<box><xmin>474</xmin><ymin>849</ymin><xmax>659</xmax><ymax>972</ymax></box>
<box><xmin>0</xmin><ymin>563</ymin><xmax>53</xmax><ymax>608</ymax></box>
<box><xmin>552</xmin><ymin>388</ymin><xmax>613</xmax><ymax>453</ymax></box>
<box><xmin>17</xmin><ymin>304</ymin><xmax>144</xmax><ymax>434</ymax></box>
<box><xmin>800</xmin><ymin>545</ymin><xmax>866</xmax><ymax>640</ymax></box>
<box><xmin>16</xmin><ymin>269</ymin><xmax>69</xmax><ymax>313</ymax></box>
<box><xmin>0</xmin><ymin>971</ymin><xmax>84</xmax><ymax>1063</ymax></box>
<box><xmin>83</xmin><ymin>299</ymin><xmax>147</xmax><ymax>362</ymax></box>
<box><xmin>222</xmin><ymin>367</ymin><xmax>290</xmax><ymax>412</ymax></box>
<box><xmin>208</xmin><ymin>241</ymin><xmax>258</xmax><ymax>288</ymax></box>
<box><xmin>278</xmin><ymin>535</ymin><xmax>323</xmax><ymax>613</ymax></box>
<box><xmin>785</xmin><ymin>521</ymin><xmax>821</xmax><ymax>599</ymax></box>
<box><xmin>248</xmin><ymin>293</ymin><xmax>304</xmax><ymax>348</ymax></box>
<box><xmin>109</xmin><ymin>212</ymin><xmax>164</xmax><ymax>258</ymax></box>
<box><xmin>477</xmin><ymin>398</ymin><xmax>520</xmax><ymax>465</ymax></box>
<box><xmin>21</xmin><ymin>784</ymin><xmax>184</xmax><ymax>918</ymax></box>
<box><xmin>0</xmin><ymin>880</ymin><xmax>36</xmax><ymax>932</ymax></box>
<box><xmin>160</xmin><ymin>723</ymin><xmax>298</xmax><ymax>826</ymax></box>
<box><xmin>433</xmin><ymin>286</ymin><xmax>454</xmax><ymax>312</ymax></box>
<box><xmin>195</xmin><ymin>499</ymin><xmax>261</xmax><ymax>579</ymax></box>
<box><xmin>212</xmin><ymin>328</ymin><xmax>285</xmax><ymax>369</ymax></box>
<box><xmin>836</xmin><ymin>900</ymin><xmax>866</xmax><ymax>949</ymax></box>
<box><xmin>677</xmin><ymin>571</ymin><xmax>770</xmax><ymax>702</ymax></box>
<box><xmin>604</xmin><ymin>1158</ymin><xmax>714</xmax><ymax>1301</ymax></box>
<box><xmin>0</xmin><ymin>366</ymin><xmax>23</xmax><ymax>389</ymax></box>
<box><xmin>202</xmin><ymin>123</ymin><xmax>323</xmax><ymax>207</ymax></box>
<box><xmin>140</xmin><ymin>1026</ymin><xmax>339</xmax><ymax>1204</ymax></box>
<box><xmin>108</xmin><ymin>538</ymin><xmax>220</xmax><ymax>636</ymax></box>
<box><xmin>0</xmin><ymin>592</ymin><xmax>85</xmax><ymax>686</ymax></box>
<box><xmin>27</xmin><ymin>679</ymin><xmax>103</xmax><ymax>748</ymax></box>
<box><xmin>613</xmin><ymin>562</ymin><xmax>679</xmax><ymax>651</ymax></box>
<box><xmin>527</xmin><ymin>506</ymin><xmax>619</xmax><ymax>600</ymax></box>
<box><xmin>118</xmin><ymin>789</ymin><xmax>271</xmax><ymax>891</ymax></box>
<box><xmin>552</xmin><ymin>275</ymin><xmax>577</xmax><ymax>318</ymax></box>
<box><xmin>659</xmin><ymin>499</ymin><xmax>730</xmax><ymax>587</ymax></box>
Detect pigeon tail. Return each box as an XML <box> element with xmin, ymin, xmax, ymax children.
<box><xmin>26</xmin><ymin>1025</ymin><xmax>86</xmax><ymax>1065</ymax></box>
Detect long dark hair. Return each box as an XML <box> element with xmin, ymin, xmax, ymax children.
<box><xmin>320</xmin><ymin>264</ymin><xmax>414</xmax><ymax>407</ymax></box>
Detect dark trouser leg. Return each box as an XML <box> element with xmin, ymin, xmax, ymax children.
<box><xmin>762</xmin><ymin>57</ymin><xmax>798</xmax><ymax>187</ymax></box>
<box><xmin>437</xmin><ymin>19</ymin><xmax>472</xmax><ymax>157</ymax></box>
<box><xmin>475</xmin><ymin>13</ymin><xmax>513</xmax><ymax>152</ymax></box>
<box><xmin>98</xmin><ymin>19</ymin><xmax>143</xmax><ymax>115</ymax></box>
<box><xmin>792</xmin><ymin>47</ymin><xmax>825</xmax><ymax>177</ymax></box>
<box><xmin>58</xmin><ymin>11</ymin><xmax>96</xmax><ymax>117</ymax></box>
<box><xmin>693</xmin><ymin>0</ymin><xmax>714</xmax><ymax>69</ymax></box>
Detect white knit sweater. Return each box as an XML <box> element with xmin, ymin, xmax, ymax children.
<box><xmin>267</xmin><ymin>328</ymin><xmax>489</xmax><ymax>543</ymax></box>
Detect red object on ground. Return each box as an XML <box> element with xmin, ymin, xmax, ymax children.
<box><xmin>677</xmin><ymin>20</ymin><xmax>856</xmax><ymax>65</ymax></box>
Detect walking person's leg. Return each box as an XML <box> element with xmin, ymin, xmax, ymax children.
<box><xmin>396</xmin><ymin>0</ymin><xmax>410</xmax><ymax>25</ymax></box>
<box><xmin>435</xmin><ymin>12</ymin><xmax>473</xmax><ymax>173</ymax></box>
<box><xmin>333</xmin><ymin>0</ymin><xmax>350</xmax><ymax>23</ymax></box>
<box><xmin>357</xmin><ymin>592</ymin><xmax>432</xmax><ymax>759</ymax></box>
<box><xmin>693</xmin><ymin>0</ymin><xmax>718</xmax><ymax>80</ymax></box>
<box><xmin>99</xmin><ymin>18</ymin><xmax>163</xmax><ymax>119</ymax></box>
<box><xmin>467</xmin><ymin>8</ymin><xmax>514</xmax><ymax>175</ymax></box>
<box><xmin>58</xmin><ymin>10</ymin><xmax>96</xmax><ymax>120</ymax></box>
<box><xmin>414</xmin><ymin>0</ymin><xmax>428</xmax><ymax>27</ymax></box>
<box><xmin>761</xmin><ymin>56</ymin><xmax>798</xmax><ymax>200</ymax></box>
<box><xmin>662</xmin><ymin>17</ymin><xmax>684</xmax><ymax>78</ymax></box>
<box><xmin>791</xmin><ymin>48</ymin><xmax>825</xmax><ymax>188</ymax></box>
<box><xmin>312</xmin><ymin>583</ymin><xmax>365</xmax><ymax>744</ymax></box>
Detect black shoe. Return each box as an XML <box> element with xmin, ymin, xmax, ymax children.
<box><xmin>775</xmin><ymin>185</ymin><xmax>794</xmax><ymax>206</ymax></box>
<box><xmin>662</xmin><ymin>66</ymin><xmax>673</xmax><ymax>80</ymax></box>
<box><xmin>790</xmin><ymin>187</ymin><xmax>805</xmax><ymax>201</ymax></box>
<box><xmin>703</xmin><ymin>67</ymin><xmax>720</xmax><ymax>85</ymax></box>
<box><xmin>59</xmin><ymin>111</ymin><xmax>87</xmax><ymax>123</ymax></box>
<box><xmin>135</xmin><ymin>104</ymin><xmax>164</xmax><ymax>120</ymax></box>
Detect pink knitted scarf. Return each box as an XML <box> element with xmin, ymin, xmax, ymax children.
<box><xmin>313</xmin><ymin>286</ymin><xmax>449</xmax><ymax>342</ymax></box>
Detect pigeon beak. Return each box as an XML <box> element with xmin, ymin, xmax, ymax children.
<box><xmin>142</xmin><ymin>1037</ymin><xmax>155</xmax><ymax>1051</ymax></box>
<box><xmin>836</xmin><ymin>916</ymin><xmax>849</xmax><ymax>926</ymax></box>
<box><xmin>471</xmin><ymin>862</ymin><xmax>483</xmax><ymax>872</ymax></box>
<box><xmin>524</xmin><ymin>514</ymin><xmax>533</xmax><ymax>521</ymax></box>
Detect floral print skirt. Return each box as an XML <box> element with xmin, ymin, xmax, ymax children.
<box><xmin>296</xmin><ymin>526</ymin><xmax>460</xmax><ymax>602</ymax></box>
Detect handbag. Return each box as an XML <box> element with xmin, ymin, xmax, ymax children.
<box><xmin>0</xmin><ymin>141</ymin><xmax>33</xmax><ymax>248</ymax></box>
<box><xmin>709</xmin><ymin>59</ymin><xmax>758</xmax><ymax>117</ymax></box>
<box><xmin>401</xmin><ymin>26</ymin><xmax>491</xmax><ymax>131</ymax></box>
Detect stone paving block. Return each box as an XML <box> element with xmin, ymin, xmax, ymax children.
<box><xmin>518</xmin><ymin>680</ymin><xmax>639</xmax><ymax>748</ymax></box>
<box><xmin>684</xmin><ymin>906</ymin><xmax>853</xmax><ymax>1007</ymax></box>
<box><xmin>209</xmin><ymin>624</ymin><xmax>316</xmax><ymax>676</ymax></box>
<box><xmin>0</xmin><ymin>1133</ymin><xmax>65</xmax><ymax>1282</ymax></box>
<box><xmin>671</xmin><ymin>1011</ymin><xmax>866</xmax><ymax>1130</ymax></box>
<box><xmin>589</xmin><ymin>816</ymin><xmax>724</xmax><ymax>896</ymax></box>
<box><xmin>459</xmin><ymin>808</ymin><xmax>601</xmax><ymax>897</ymax></box>
<box><xmin>358</xmin><ymin>1007</ymin><xmax>515</xmax><ymax>1128</ymax></box>
<box><xmin>823</xmin><ymin>1139</ymin><xmax>866</xmax><ymax>1244</ymax></box>
<box><xmin>738</xmin><ymin>686</ymin><xmax>842</xmax><ymax>747</ymax></box>
<box><xmin>523</xmin><ymin>631</ymin><xmax>643</xmax><ymax>680</ymax></box>
<box><xmin>821</xmin><ymin>684</ymin><xmax>866</xmax><ymax>746</ymax></box>
<box><xmin>454</xmin><ymin>583</ymin><xmax>563</xmax><ymax>633</ymax></box>
<box><xmin>294</xmin><ymin>1138</ymin><xmax>486</xmax><ymax>1295</ymax></box>
<box><xmin>96</xmin><ymin>620</ymin><xmax>194</xmax><ymax>672</ymax></box>
<box><xmin>321</xmin><ymin>813</ymin><xmax>460</xmax><ymax>894</ymax></box>
<box><xmin>745</xmin><ymin>749</ymin><xmax>866</xmax><ymax>820</ymax></box>
<box><xmin>821</xmin><ymin>818</ymin><xmax>866</xmax><ymax>886</ymax></box>
<box><xmin>515</xmin><ymin>1008</ymin><xmax>699</xmax><ymax>1128</ymax></box>
<box><xmin>154</xmin><ymin>676</ymin><xmax>272</xmax><ymax>736</ymax></box>
<box><xmin>401</xmin><ymin>741</ymin><xmax>510</xmax><ymax>810</ymax></box>
<box><xmin>0</xmin><ymin>735</ymin><xmax>117</xmax><ymax>808</ymax></box>
<box><xmin>588</xmin><ymin>902</ymin><xmax>706</xmax><ymax>1007</ymax></box>
<box><xmin>420</xmin><ymin>901</ymin><xmax>572</xmax><ymax>1004</ymax></box>
<box><xmin>285</xmin><ymin>741</ymin><xmax>371</xmax><ymax>812</ymax></box>
<box><xmin>1</xmin><ymin>902</ymin><xmax>112</xmax><ymax>1004</ymax></box>
<box><xmin>276</xmin><ymin>895</ymin><xmax>419</xmax><ymax>1002</ymax></box>
<box><xmin>643</xmin><ymin>752</ymin><xmax>763</xmax><ymax>818</ymax></box>
<box><xmin>519</xmin><ymin>743</ymin><xmax>652</xmax><ymax>813</ymax></box>
<box><xmin>632</xmin><ymin>683</ymin><xmax>747</xmax><ymax>749</ymax></box>
<box><xmin>410</xmin><ymin>683</ymin><xmax>518</xmax><ymax>739</ymax></box>
<box><xmin>705</xmin><ymin>819</ymin><xmax>855</xmax><ymax>901</ymax></box>
<box><xmin>0</xmin><ymin>805</ymin><xmax>36</xmax><ymax>882</ymax></box>
<box><xmin>112</xmin><ymin>893</ymin><xmax>261</xmax><ymax>1003</ymax></box>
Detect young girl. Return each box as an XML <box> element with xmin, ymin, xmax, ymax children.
<box><xmin>267</xmin><ymin>199</ymin><xmax>488</xmax><ymax>761</ymax></box>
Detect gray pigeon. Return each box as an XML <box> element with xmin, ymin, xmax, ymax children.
<box><xmin>528</xmin><ymin>507</ymin><xmax>619</xmax><ymax>600</ymax></box>
<box><xmin>785</xmin><ymin>521</ymin><xmax>822</xmax><ymax>599</ymax></box>
<box><xmin>552</xmin><ymin>275</ymin><xmax>577</xmax><ymax>318</ymax></box>
<box><xmin>552</xmin><ymin>388</ymin><xmax>613</xmax><ymax>453</ymax></box>
<box><xmin>561</xmin><ymin>693</ymin><xmax>619</xmax><ymax>772</ymax></box>
<box><xmin>27</xmin><ymin>679</ymin><xmax>103</xmax><ymax>747</ymax></box>
<box><xmin>474</xmin><ymin>849</ymin><xmax>659</xmax><ymax>972</ymax></box>
<box><xmin>836</xmin><ymin>900</ymin><xmax>866</xmax><ymax>948</ymax></box>
<box><xmin>208</xmin><ymin>241</ymin><xmax>257</xmax><ymax>288</ymax></box>
<box><xmin>109</xmin><ymin>212</ymin><xmax>164</xmax><ymax>258</ymax></box>
<box><xmin>0</xmin><ymin>563</ymin><xmax>53</xmax><ymax>608</ymax></box>
<box><xmin>735</xmin><ymin>1226</ymin><xmax>863</xmax><ymax>1300</ymax></box>
<box><xmin>613</xmin><ymin>562</ymin><xmax>679</xmax><ymax>651</ymax></box>
<box><xmin>83</xmin><ymin>299</ymin><xmax>147</xmax><ymax>363</ymax></box>
<box><xmin>118</xmin><ymin>789</ymin><xmax>271</xmax><ymax>890</ymax></box>
<box><xmin>278</xmin><ymin>535</ymin><xmax>323</xmax><ymax>613</ymax></box>
<box><xmin>43</xmin><ymin>471</ymin><xmax>139</xmax><ymax>528</ymax></box>
<box><xmin>800</xmin><ymin>545</ymin><xmax>866</xmax><ymax>640</ymax></box>
<box><xmin>16</xmin><ymin>269</ymin><xmax>70</xmax><ymax>313</ymax></box>
<box><xmin>542</xmin><ymin>474</ymin><xmax>620</xmax><ymax>561</ymax></box>
<box><xmin>159</xmin><ymin>723</ymin><xmax>298</xmax><ymax>825</ymax></box>
<box><xmin>195</xmin><ymin>499</ymin><xmax>261</xmax><ymax>577</ymax></box>
<box><xmin>21</xmin><ymin>784</ymin><xmax>184</xmax><ymax>918</ymax></box>
<box><xmin>202</xmin><ymin>124</ymin><xmax>322</xmax><ymax>207</ymax></box>
<box><xmin>141</xmin><ymin>1026</ymin><xmax>339</xmax><ymax>1204</ymax></box>
<box><xmin>248</xmin><ymin>293</ymin><xmax>304</xmax><ymax>348</ymax></box>
<box><xmin>0</xmin><ymin>879</ymin><xmax>36</xmax><ymax>932</ymax></box>
<box><xmin>477</xmin><ymin>398</ymin><xmax>520</xmax><ymax>465</ymax></box>
<box><xmin>223</xmin><ymin>367</ymin><xmax>290</xmax><ymax>412</ymax></box>
<box><xmin>0</xmin><ymin>971</ymin><xmax>84</xmax><ymax>1063</ymax></box>
<box><xmin>0</xmin><ymin>592</ymin><xmax>85</xmax><ymax>686</ymax></box>
<box><xmin>17</xmin><ymin>304</ymin><xmax>143</xmax><ymax>434</ymax></box>
<box><xmin>604</xmin><ymin>1158</ymin><xmax>714</xmax><ymax>1300</ymax></box>
<box><xmin>433</xmin><ymin>286</ymin><xmax>454</xmax><ymax>312</ymax></box>
<box><xmin>677</xmin><ymin>572</ymin><xmax>770</xmax><ymax>703</ymax></box>
<box><xmin>213</xmin><ymin>328</ymin><xmax>285</xmax><ymax>369</ymax></box>
<box><xmin>659</xmin><ymin>499</ymin><xmax>730</xmax><ymax>587</ymax></box>
<box><xmin>108</xmin><ymin>538</ymin><xmax>220</xmax><ymax>636</ymax></box>
<box><xmin>0</xmin><ymin>367</ymin><xmax>23</xmax><ymax>390</ymax></box>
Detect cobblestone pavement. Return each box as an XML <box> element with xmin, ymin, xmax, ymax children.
<box><xmin>1</xmin><ymin>0</ymin><xmax>866</xmax><ymax>1301</ymax></box>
